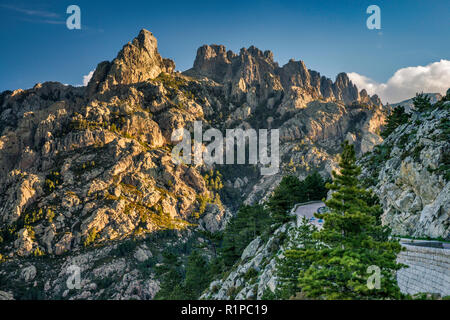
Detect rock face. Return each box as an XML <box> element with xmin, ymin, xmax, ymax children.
<box><xmin>185</xmin><ymin>44</ymin><xmax>380</xmax><ymax>109</ymax></box>
<box><xmin>0</xmin><ymin>29</ymin><xmax>390</xmax><ymax>300</ymax></box>
<box><xmin>202</xmin><ymin>219</ymin><xmax>304</xmax><ymax>300</ymax></box>
<box><xmin>87</xmin><ymin>29</ymin><xmax>175</xmax><ymax>95</ymax></box>
<box><xmin>205</xmin><ymin>94</ymin><xmax>450</xmax><ymax>300</ymax></box>
<box><xmin>360</xmin><ymin>99</ymin><xmax>450</xmax><ymax>239</ymax></box>
<box><xmin>201</xmin><ymin>232</ymin><xmax>280</xmax><ymax>300</ymax></box>
<box><xmin>185</xmin><ymin>43</ymin><xmax>386</xmax><ymax>207</ymax></box>
<box><xmin>0</xmin><ymin>77</ymin><xmax>215</xmax><ymax>258</ymax></box>
<box><xmin>0</xmin><ymin>291</ymin><xmax>14</xmax><ymax>300</ymax></box>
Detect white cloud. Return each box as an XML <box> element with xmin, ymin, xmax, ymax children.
<box><xmin>348</xmin><ymin>59</ymin><xmax>450</xmax><ymax>104</ymax></box>
<box><xmin>82</xmin><ymin>70</ymin><xmax>94</xmax><ymax>86</ymax></box>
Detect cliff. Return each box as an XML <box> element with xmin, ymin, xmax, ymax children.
<box><xmin>0</xmin><ymin>29</ymin><xmax>389</xmax><ymax>300</ymax></box>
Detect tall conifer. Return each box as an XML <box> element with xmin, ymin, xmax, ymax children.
<box><xmin>297</xmin><ymin>141</ymin><xmax>404</xmax><ymax>299</ymax></box>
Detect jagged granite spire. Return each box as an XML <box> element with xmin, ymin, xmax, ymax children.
<box><xmin>87</xmin><ymin>29</ymin><xmax>175</xmax><ymax>95</ymax></box>
<box><xmin>185</xmin><ymin>44</ymin><xmax>378</xmax><ymax>107</ymax></box>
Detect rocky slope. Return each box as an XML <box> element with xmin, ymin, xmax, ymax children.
<box><xmin>0</xmin><ymin>29</ymin><xmax>387</xmax><ymax>300</ymax></box>
<box><xmin>202</xmin><ymin>93</ymin><xmax>450</xmax><ymax>300</ymax></box>
<box><xmin>360</xmin><ymin>92</ymin><xmax>450</xmax><ymax>240</ymax></box>
<box><xmin>183</xmin><ymin>42</ymin><xmax>385</xmax><ymax>205</ymax></box>
<box><xmin>201</xmin><ymin>221</ymin><xmax>295</xmax><ymax>300</ymax></box>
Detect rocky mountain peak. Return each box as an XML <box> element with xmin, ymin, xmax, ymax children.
<box><xmin>0</xmin><ymin>29</ymin><xmax>401</xmax><ymax>300</ymax></box>
<box><xmin>133</xmin><ymin>29</ymin><xmax>159</xmax><ymax>52</ymax></box>
<box><xmin>87</xmin><ymin>29</ymin><xmax>175</xmax><ymax>95</ymax></box>
<box><xmin>185</xmin><ymin>43</ymin><xmax>380</xmax><ymax>108</ymax></box>
<box><xmin>192</xmin><ymin>44</ymin><xmax>232</xmax><ymax>82</ymax></box>
<box><xmin>242</xmin><ymin>46</ymin><xmax>275</xmax><ymax>62</ymax></box>
<box><xmin>332</xmin><ymin>72</ymin><xmax>360</xmax><ymax>104</ymax></box>
<box><xmin>278</xmin><ymin>59</ymin><xmax>312</xmax><ymax>89</ymax></box>
<box><xmin>334</xmin><ymin>72</ymin><xmax>352</xmax><ymax>87</ymax></box>
<box><xmin>194</xmin><ymin>44</ymin><xmax>229</xmax><ymax>64</ymax></box>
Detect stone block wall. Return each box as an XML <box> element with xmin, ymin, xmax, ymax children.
<box><xmin>397</xmin><ymin>242</ymin><xmax>450</xmax><ymax>297</ymax></box>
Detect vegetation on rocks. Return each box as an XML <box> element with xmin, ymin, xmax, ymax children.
<box><xmin>381</xmin><ymin>106</ymin><xmax>410</xmax><ymax>138</ymax></box>
<box><xmin>267</xmin><ymin>172</ymin><xmax>328</xmax><ymax>224</ymax></box>
<box><xmin>296</xmin><ymin>142</ymin><xmax>403</xmax><ymax>299</ymax></box>
<box><xmin>189</xmin><ymin>172</ymin><xmax>329</xmax><ymax>299</ymax></box>
<box><xmin>1</xmin><ymin>26</ymin><xmax>447</xmax><ymax>300</ymax></box>
<box><xmin>412</xmin><ymin>93</ymin><xmax>432</xmax><ymax>112</ymax></box>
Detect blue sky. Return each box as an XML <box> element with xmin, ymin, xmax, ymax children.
<box><xmin>0</xmin><ymin>0</ymin><xmax>449</xmax><ymax>102</ymax></box>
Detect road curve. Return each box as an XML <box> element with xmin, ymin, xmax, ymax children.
<box><xmin>291</xmin><ymin>201</ymin><xmax>325</xmax><ymax>227</ymax></box>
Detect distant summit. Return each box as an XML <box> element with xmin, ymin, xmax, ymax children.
<box><xmin>184</xmin><ymin>43</ymin><xmax>382</xmax><ymax>108</ymax></box>
<box><xmin>86</xmin><ymin>29</ymin><xmax>175</xmax><ymax>95</ymax></box>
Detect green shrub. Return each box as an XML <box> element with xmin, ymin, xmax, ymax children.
<box><xmin>46</xmin><ymin>209</ymin><xmax>56</xmax><ymax>223</ymax></box>
<box><xmin>412</xmin><ymin>92</ymin><xmax>432</xmax><ymax>112</ymax></box>
<box><xmin>381</xmin><ymin>106</ymin><xmax>410</xmax><ymax>138</ymax></box>
<box><xmin>84</xmin><ymin>228</ymin><xmax>98</xmax><ymax>247</ymax></box>
<box><xmin>96</xmin><ymin>277</ymin><xmax>115</xmax><ymax>290</ymax></box>
<box><xmin>243</xmin><ymin>268</ymin><xmax>258</xmax><ymax>282</ymax></box>
<box><xmin>226</xmin><ymin>286</ymin><xmax>241</xmax><ymax>299</ymax></box>
<box><xmin>110</xmin><ymin>240</ymin><xmax>138</xmax><ymax>257</ymax></box>
<box><xmin>44</xmin><ymin>171</ymin><xmax>62</xmax><ymax>194</ymax></box>
<box><xmin>34</xmin><ymin>247</ymin><xmax>44</xmax><ymax>257</ymax></box>
<box><xmin>192</xmin><ymin>195</ymin><xmax>211</xmax><ymax>219</ymax></box>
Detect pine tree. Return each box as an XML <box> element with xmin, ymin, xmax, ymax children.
<box><xmin>220</xmin><ymin>204</ymin><xmax>271</xmax><ymax>267</ymax></box>
<box><xmin>275</xmin><ymin>218</ymin><xmax>318</xmax><ymax>299</ymax></box>
<box><xmin>267</xmin><ymin>175</ymin><xmax>306</xmax><ymax>223</ymax></box>
<box><xmin>381</xmin><ymin>106</ymin><xmax>410</xmax><ymax>138</ymax></box>
<box><xmin>154</xmin><ymin>251</ymin><xmax>185</xmax><ymax>299</ymax></box>
<box><xmin>304</xmin><ymin>170</ymin><xmax>328</xmax><ymax>201</ymax></box>
<box><xmin>297</xmin><ymin>141</ymin><xmax>404</xmax><ymax>299</ymax></box>
<box><xmin>183</xmin><ymin>250</ymin><xmax>211</xmax><ymax>299</ymax></box>
<box><xmin>412</xmin><ymin>92</ymin><xmax>432</xmax><ymax>112</ymax></box>
<box><xmin>198</xmin><ymin>230</ymin><xmax>222</xmax><ymax>258</ymax></box>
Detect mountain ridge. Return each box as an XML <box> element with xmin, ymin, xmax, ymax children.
<box><xmin>183</xmin><ymin>40</ymin><xmax>382</xmax><ymax>108</ymax></box>
<box><xmin>0</xmin><ymin>29</ymin><xmax>393</xmax><ymax>300</ymax></box>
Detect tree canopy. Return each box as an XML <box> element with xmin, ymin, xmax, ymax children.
<box><xmin>267</xmin><ymin>171</ymin><xmax>328</xmax><ymax>224</ymax></box>
<box><xmin>381</xmin><ymin>106</ymin><xmax>410</xmax><ymax>138</ymax></box>
<box><xmin>412</xmin><ymin>92</ymin><xmax>432</xmax><ymax>112</ymax></box>
<box><xmin>295</xmin><ymin>141</ymin><xmax>404</xmax><ymax>299</ymax></box>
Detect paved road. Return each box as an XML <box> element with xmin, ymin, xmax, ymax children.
<box><xmin>291</xmin><ymin>201</ymin><xmax>325</xmax><ymax>228</ymax></box>
<box><xmin>291</xmin><ymin>204</ymin><xmax>450</xmax><ymax>247</ymax></box>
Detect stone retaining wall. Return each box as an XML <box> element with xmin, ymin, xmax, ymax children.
<box><xmin>397</xmin><ymin>242</ymin><xmax>450</xmax><ymax>297</ymax></box>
